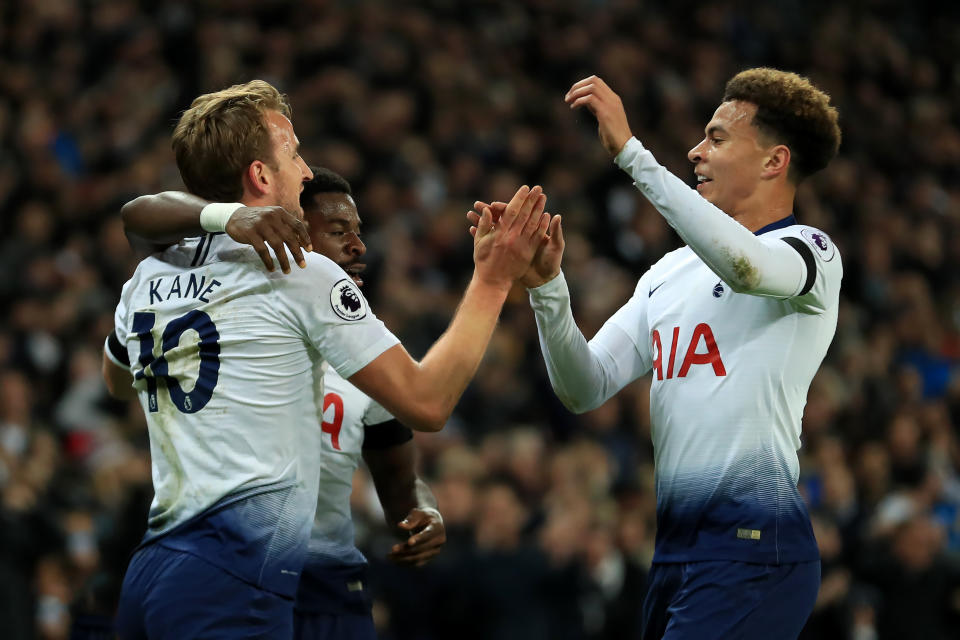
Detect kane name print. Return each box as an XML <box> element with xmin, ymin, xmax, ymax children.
<box><xmin>651</xmin><ymin>323</ymin><xmax>726</xmax><ymax>380</ymax></box>
<box><xmin>148</xmin><ymin>275</ymin><xmax>223</xmax><ymax>304</ymax></box>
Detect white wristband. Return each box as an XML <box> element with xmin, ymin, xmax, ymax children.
<box><xmin>199</xmin><ymin>202</ymin><xmax>244</xmax><ymax>233</ymax></box>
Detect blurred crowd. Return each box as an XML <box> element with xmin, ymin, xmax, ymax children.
<box><xmin>2</xmin><ymin>0</ymin><xmax>960</xmax><ymax>638</ymax></box>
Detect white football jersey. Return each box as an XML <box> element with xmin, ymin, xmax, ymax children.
<box><xmin>306</xmin><ymin>367</ymin><xmax>392</xmax><ymax>567</ymax></box>
<box><xmin>606</xmin><ymin>220</ymin><xmax>841</xmax><ymax>563</ymax></box>
<box><xmin>109</xmin><ymin>234</ymin><xmax>398</xmax><ymax>595</ymax></box>
<box><xmin>530</xmin><ymin>137</ymin><xmax>843</xmax><ymax>565</ymax></box>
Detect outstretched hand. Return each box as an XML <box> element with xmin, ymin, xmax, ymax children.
<box><xmin>468</xmin><ymin>200</ymin><xmax>564</xmax><ymax>288</ymax></box>
<box><xmin>388</xmin><ymin>508</ymin><xmax>446</xmax><ymax>567</ymax></box>
<box><xmin>225</xmin><ymin>206</ymin><xmax>313</xmax><ymax>274</ymax></box>
<box><xmin>471</xmin><ymin>185</ymin><xmax>550</xmax><ymax>290</ymax></box>
<box><xmin>565</xmin><ymin>75</ymin><xmax>633</xmax><ymax>157</ymax></box>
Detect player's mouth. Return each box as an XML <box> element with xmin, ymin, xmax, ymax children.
<box><xmin>344</xmin><ymin>264</ymin><xmax>366</xmax><ymax>287</ymax></box>
<box><xmin>695</xmin><ymin>174</ymin><xmax>712</xmax><ymax>191</ymax></box>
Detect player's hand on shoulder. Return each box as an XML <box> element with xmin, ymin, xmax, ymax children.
<box><xmin>565</xmin><ymin>75</ymin><xmax>633</xmax><ymax>157</ymax></box>
<box><xmin>388</xmin><ymin>507</ymin><xmax>446</xmax><ymax>568</ymax></box>
<box><xmin>469</xmin><ymin>185</ymin><xmax>551</xmax><ymax>290</ymax></box>
<box><xmin>225</xmin><ymin>205</ymin><xmax>313</xmax><ymax>274</ymax></box>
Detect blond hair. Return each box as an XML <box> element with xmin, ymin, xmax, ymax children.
<box><xmin>724</xmin><ymin>68</ymin><xmax>841</xmax><ymax>182</ymax></box>
<box><xmin>172</xmin><ymin>80</ymin><xmax>292</xmax><ymax>201</ymax></box>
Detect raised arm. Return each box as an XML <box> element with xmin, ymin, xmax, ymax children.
<box><xmin>348</xmin><ymin>185</ymin><xmax>550</xmax><ymax>431</ymax></box>
<box><xmin>121</xmin><ymin>191</ymin><xmax>312</xmax><ymax>273</ymax></box>
<box><xmin>566</xmin><ymin>76</ymin><xmax>810</xmax><ymax>298</ymax></box>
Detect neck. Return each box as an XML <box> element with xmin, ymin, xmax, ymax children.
<box><xmin>731</xmin><ymin>182</ymin><xmax>796</xmax><ymax>232</ymax></box>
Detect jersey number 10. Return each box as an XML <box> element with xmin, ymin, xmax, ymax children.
<box><xmin>132</xmin><ymin>310</ymin><xmax>221</xmax><ymax>414</ymax></box>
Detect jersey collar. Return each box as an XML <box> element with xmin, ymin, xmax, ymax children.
<box><xmin>754</xmin><ymin>215</ymin><xmax>797</xmax><ymax>236</ymax></box>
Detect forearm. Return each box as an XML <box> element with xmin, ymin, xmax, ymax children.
<box><xmin>381</xmin><ymin>479</ymin><xmax>437</xmax><ymax>528</ymax></box>
<box><xmin>365</xmin><ymin>443</ymin><xmax>437</xmax><ymax>526</ymax></box>
<box><xmin>121</xmin><ymin>191</ymin><xmax>209</xmax><ymax>245</ymax></box>
<box><xmin>528</xmin><ymin>273</ymin><xmax>629</xmax><ymax>413</ymax></box>
<box><xmin>616</xmin><ymin>138</ymin><xmax>806</xmax><ymax>296</ymax></box>
<box><xmin>411</xmin><ymin>275</ymin><xmax>511</xmax><ymax>424</ymax></box>
<box><xmin>350</xmin><ymin>275</ymin><xmax>510</xmax><ymax>431</ymax></box>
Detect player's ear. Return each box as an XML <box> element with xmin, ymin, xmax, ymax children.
<box><xmin>243</xmin><ymin>160</ymin><xmax>270</xmax><ymax>197</ymax></box>
<box><xmin>762</xmin><ymin>144</ymin><xmax>790</xmax><ymax>180</ymax></box>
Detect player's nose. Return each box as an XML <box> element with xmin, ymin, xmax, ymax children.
<box><xmin>348</xmin><ymin>235</ymin><xmax>366</xmax><ymax>256</ymax></box>
<box><xmin>688</xmin><ymin>140</ymin><xmax>705</xmax><ymax>164</ymax></box>
<box><xmin>300</xmin><ymin>158</ymin><xmax>313</xmax><ymax>181</ymax></box>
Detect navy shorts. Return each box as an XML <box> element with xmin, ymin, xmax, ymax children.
<box><xmin>293</xmin><ymin>562</ymin><xmax>376</xmax><ymax>640</ymax></box>
<box><xmin>642</xmin><ymin>560</ymin><xmax>820</xmax><ymax>640</ymax></box>
<box><xmin>293</xmin><ymin>611</ymin><xmax>376</xmax><ymax>640</ymax></box>
<box><xmin>115</xmin><ymin>543</ymin><xmax>294</xmax><ymax>640</ymax></box>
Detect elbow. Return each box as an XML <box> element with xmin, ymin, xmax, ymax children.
<box><xmin>417</xmin><ymin>408</ymin><xmax>448</xmax><ymax>433</ymax></box>
<box><xmin>556</xmin><ymin>393</ymin><xmax>598</xmax><ymax>415</ymax></box>
<box><xmin>722</xmin><ymin>252</ymin><xmax>762</xmax><ymax>293</ymax></box>
<box><xmin>119</xmin><ymin>196</ymin><xmax>144</xmax><ymax>229</ymax></box>
<box><xmin>401</xmin><ymin>403</ymin><xmax>448</xmax><ymax>433</ymax></box>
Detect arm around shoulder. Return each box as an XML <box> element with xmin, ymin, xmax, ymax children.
<box><xmin>121</xmin><ymin>191</ymin><xmax>210</xmax><ymax>252</ymax></box>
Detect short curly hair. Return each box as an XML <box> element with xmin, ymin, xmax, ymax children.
<box><xmin>172</xmin><ymin>80</ymin><xmax>292</xmax><ymax>201</ymax></box>
<box><xmin>723</xmin><ymin>68</ymin><xmax>841</xmax><ymax>182</ymax></box>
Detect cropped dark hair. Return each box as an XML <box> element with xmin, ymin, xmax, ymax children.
<box><xmin>301</xmin><ymin>167</ymin><xmax>352</xmax><ymax>207</ymax></box>
<box><xmin>723</xmin><ymin>68</ymin><xmax>841</xmax><ymax>182</ymax></box>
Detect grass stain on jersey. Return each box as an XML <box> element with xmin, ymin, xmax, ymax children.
<box><xmin>146</xmin><ymin>408</ymin><xmax>186</xmax><ymax>530</ymax></box>
<box><xmin>722</xmin><ymin>248</ymin><xmax>761</xmax><ymax>290</ymax></box>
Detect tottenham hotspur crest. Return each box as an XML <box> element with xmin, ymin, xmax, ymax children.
<box><xmin>330</xmin><ymin>278</ymin><xmax>367</xmax><ymax>321</ymax></box>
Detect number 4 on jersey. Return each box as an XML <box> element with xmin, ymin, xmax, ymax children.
<box><xmin>322</xmin><ymin>393</ymin><xmax>344</xmax><ymax>451</ymax></box>
<box><xmin>132</xmin><ymin>310</ymin><xmax>221</xmax><ymax>414</ymax></box>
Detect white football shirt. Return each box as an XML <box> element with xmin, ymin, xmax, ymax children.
<box><xmin>108</xmin><ymin>234</ymin><xmax>399</xmax><ymax>594</ymax></box>
<box><xmin>530</xmin><ymin>138</ymin><xmax>842</xmax><ymax>564</ymax></box>
<box><xmin>306</xmin><ymin>367</ymin><xmax>392</xmax><ymax>567</ymax></box>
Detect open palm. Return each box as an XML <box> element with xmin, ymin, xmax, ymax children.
<box><xmin>468</xmin><ymin>200</ymin><xmax>564</xmax><ymax>288</ymax></box>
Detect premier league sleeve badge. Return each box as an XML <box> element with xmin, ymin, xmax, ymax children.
<box><xmin>330</xmin><ymin>278</ymin><xmax>367</xmax><ymax>321</ymax></box>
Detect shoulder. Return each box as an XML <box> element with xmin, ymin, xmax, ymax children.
<box><xmin>652</xmin><ymin>246</ymin><xmax>695</xmax><ymax>272</ymax></box>
<box><xmin>633</xmin><ymin>247</ymin><xmax>693</xmax><ymax>293</ymax></box>
<box><xmin>267</xmin><ymin>252</ymin><xmax>366</xmax><ymax>311</ymax></box>
<box><xmin>772</xmin><ymin>225</ymin><xmax>841</xmax><ymax>265</ymax></box>
<box><xmin>271</xmin><ymin>251</ymin><xmax>352</xmax><ymax>284</ymax></box>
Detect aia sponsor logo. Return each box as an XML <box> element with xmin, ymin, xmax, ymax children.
<box><xmin>651</xmin><ymin>323</ymin><xmax>726</xmax><ymax>380</ymax></box>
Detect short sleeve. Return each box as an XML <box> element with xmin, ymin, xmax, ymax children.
<box><xmin>104</xmin><ymin>331</ymin><xmax>130</xmax><ymax>367</ymax></box>
<box><xmin>270</xmin><ymin>252</ymin><xmax>400</xmax><ymax>378</ymax></box>
<box><xmin>110</xmin><ymin>280</ymin><xmax>134</xmax><ymax>366</ymax></box>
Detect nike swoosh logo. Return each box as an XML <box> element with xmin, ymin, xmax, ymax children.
<box><xmin>648</xmin><ymin>282</ymin><xmax>665</xmax><ymax>297</ymax></box>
